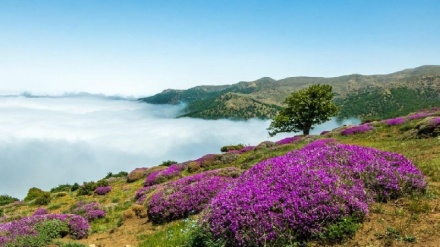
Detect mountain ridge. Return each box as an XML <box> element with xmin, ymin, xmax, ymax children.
<box><xmin>139</xmin><ymin>65</ymin><xmax>440</xmax><ymax>120</ymax></box>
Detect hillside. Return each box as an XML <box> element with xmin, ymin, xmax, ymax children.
<box><xmin>1</xmin><ymin>108</ymin><xmax>440</xmax><ymax>247</ymax></box>
<box><xmin>139</xmin><ymin>65</ymin><xmax>440</xmax><ymax>121</ymax></box>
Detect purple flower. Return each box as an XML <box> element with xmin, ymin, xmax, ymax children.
<box><xmin>32</xmin><ymin>208</ymin><xmax>48</xmax><ymax>216</ymax></box>
<box><xmin>275</xmin><ymin>136</ymin><xmax>302</xmax><ymax>145</ymax></box>
<box><xmin>147</xmin><ymin>168</ymin><xmax>240</xmax><ymax>224</ymax></box>
<box><xmin>408</xmin><ymin>112</ymin><xmax>430</xmax><ymax>120</ymax></box>
<box><xmin>94</xmin><ymin>186</ymin><xmax>112</xmax><ymax>195</ymax></box>
<box><xmin>71</xmin><ymin>201</ymin><xmax>106</xmax><ymax>221</ymax></box>
<box><xmin>202</xmin><ymin>140</ymin><xmax>426</xmax><ymax>246</ymax></box>
<box><xmin>384</xmin><ymin>117</ymin><xmax>406</xmax><ymax>126</ymax></box>
<box><xmin>144</xmin><ymin>164</ymin><xmax>185</xmax><ymax>186</ymax></box>
<box><xmin>341</xmin><ymin>124</ymin><xmax>374</xmax><ymax>135</ymax></box>
<box><xmin>429</xmin><ymin>117</ymin><xmax>440</xmax><ymax>127</ymax></box>
<box><xmin>0</xmin><ymin>213</ymin><xmax>89</xmax><ymax>244</ymax></box>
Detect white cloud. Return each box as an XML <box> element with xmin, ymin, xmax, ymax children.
<box><xmin>0</xmin><ymin>95</ymin><xmax>359</xmax><ymax>199</ymax></box>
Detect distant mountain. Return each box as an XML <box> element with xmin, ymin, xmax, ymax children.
<box><xmin>139</xmin><ymin>65</ymin><xmax>440</xmax><ymax>120</ymax></box>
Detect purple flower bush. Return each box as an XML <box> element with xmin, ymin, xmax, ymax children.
<box><xmin>201</xmin><ymin>140</ymin><xmax>426</xmax><ymax>246</ymax></box>
<box><xmin>429</xmin><ymin>117</ymin><xmax>440</xmax><ymax>127</ymax></box>
<box><xmin>341</xmin><ymin>124</ymin><xmax>374</xmax><ymax>136</ymax></box>
<box><xmin>94</xmin><ymin>186</ymin><xmax>112</xmax><ymax>195</ymax></box>
<box><xmin>71</xmin><ymin>201</ymin><xmax>105</xmax><ymax>221</ymax></box>
<box><xmin>228</xmin><ymin>146</ymin><xmax>255</xmax><ymax>154</ymax></box>
<box><xmin>32</xmin><ymin>208</ymin><xmax>49</xmax><ymax>216</ymax></box>
<box><xmin>147</xmin><ymin>168</ymin><xmax>239</xmax><ymax>224</ymax></box>
<box><xmin>384</xmin><ymin>117</ymin><xmax>407</xmax><ymax>126</ymax></box>
<box><xmin>275</xmin><ymin>135</ymin><xmax>302</xmax><ymax>145</ymax></box>
<box><xmin>320</xmin><ymin>130</ymin><xmax>330</xmax><ymax>135</ymax></box>
<box><xmin>144</xmin><ymin>164</ymin><xmax>185</xmax><ymax>186</ymax></box>
<box><xmin>0</xmin><ymin>213</ymin><xmax>89</xmax><ymax>245</ymax></box>
<box><xmin>408</xmin><ymin>112</ymin><xmax>430</xmax><ymax>120</ymax></box>
<box><xmin>135</xmin><ymin>185</ymin><xmax>159</xmax><ymax>205</ymax></box>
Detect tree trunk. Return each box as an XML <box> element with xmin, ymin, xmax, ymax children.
<box><xmin>303</xmin><ymin>123</ymin><xmax>312</xmax><ymax>135</ymax></box>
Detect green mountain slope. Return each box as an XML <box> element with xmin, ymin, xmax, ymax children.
<box><xmin>139</xmin><ymin>65</ymin><xmax>440</xmax><ymax>120</ymax></box>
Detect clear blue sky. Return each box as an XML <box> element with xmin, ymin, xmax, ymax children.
<box><xmin>0</xmin><ymin>0</ymin><xmax>439</xmax><ymax>96</ymax></box>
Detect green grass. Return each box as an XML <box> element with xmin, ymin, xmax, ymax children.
<box><xmin>138</xmin><ymin>218</ymin><xmax>198</xmax><ymax>247</ymax></box>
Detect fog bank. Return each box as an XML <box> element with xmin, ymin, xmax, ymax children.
<box><xmin>0</xmin><ymin>95</ymin><xmax>359</xmax><ymax>199</ymax></box>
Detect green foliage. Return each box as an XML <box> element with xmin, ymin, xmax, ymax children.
<box><xmin>71</xmin><ymin>183</ymin><xmax>80</xmax><ymax>192</ymax></box>
<box><xmin>7</xmin><ymin>220</ymin><xmax>69</xmax><ymax>247</ymax></box>
<box><xmin>336</xmin><ymin>87</ymin><xmax>440</xmax><ymax>121</ymax></box>
<box><xmin>268</xmin><ymin>84</ymin><xmax>339</xmax><ymax>136</ymax></box>
<box><xmin>220</xmin><ymin>144</ymin><xmax>244</xmax><ymax>153</ymax></box>
<box><xmin>317</xmin><ymin>216</ymin><xmax>361</xmax><ymax>243</ymax></box>
<box><xmin>24</xmin><ymin>188</ymin><xmax>51</xmax><ymax>205</ymax></box>
<box><xmin>24</xmin><ymin>187</ymin><xmax>45</xmax><ymax>202</ymax></box>
<box><xmin>34</xmin><ymin>192</ymin><xmax>51</xmax><ymax>206</ymax></box>
<box><xmin>0</xmin><ymin>194</ymin><xmax>19</xmax><ymax>206</ymax></box>
<box><xmin>159</xmin><ymin>160</ymin><xmax>178</xmax><ymax>167</ymax></box>
<box><xmin>77</xmin><ymin>179</ymin><xmax>109</xmax><ymax>196</ymax></box>
<box><xmin>104</xmin><ymin>171</ymin><xmax>128</xmax><ymax>179</ymax></box>
<box><xmin>139</xmin><ymin>218</ymin><xmax>199</xmax><ymax>247</ymax></box>
<box><xmin>50</xmin><ymin>184</ymin><xmax>72</xmax><ymax>193</ymax></box>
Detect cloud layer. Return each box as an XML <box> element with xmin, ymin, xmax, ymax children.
<box><xmin>0</xmin><ymin>95</ymin><xmax>359</xmax><ymax>199</ymax></box>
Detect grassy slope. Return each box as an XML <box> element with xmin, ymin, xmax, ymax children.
<box><xmin>1</xmin><ymin>111</ymin><xmax>440</xmax><ymax>247</ymax></box>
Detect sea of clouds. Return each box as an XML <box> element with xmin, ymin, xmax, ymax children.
<box><xmin>0</xmin><ymin>94</ymin><xmax>360</xmax><ymax>199</ymax></box>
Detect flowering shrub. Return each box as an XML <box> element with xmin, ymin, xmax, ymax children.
<box><xmin>94</xmin><ymin>186</ymin><xmax>112</xmax><ymax>195</ymax></box>
<box><xmin>228</xmin><ymin>145</ymin><xmax>255</xmax><ymax>154</ymax></box>
<box><xmin>33</xmin><ymin>208</ymin><xmax>49</xmax><ymax>216</ymax></box>
<box><xmin>384</xmin><ymin>117</ymin><xmax>407</xmax><ymax>126</ymax></box>
<box><xmin>320</xmin><ymin>130</ymin><xmax>330</xmax><ymax>135</ymax></box>
<box><xmin>147</xmin><ymin>168</ymin><xmax>239</xmax><ymax>224</ymax></box>
<box><xmin>0</xmin><ymin>213</ymin><xmax>89</xmax><ymax>245</ymax></box>
<box><xmin>201</xmin><ymin>140</ymin><xmax>426</xmax><ymax>245</ymax></box>
<box><xmin>275</xmin><ymin>135</ymin><xmax>302</xmax><ymax>145</ymax></box>
<box><xmin>70</xmin><ymin>201</ymin><xmax>105</xmax><ymax>221</ymax></box>
<box><xmin>341</xmin><ymin>124</ymin><xmax>374</xmax><ymax>135</ymax></box>
<box><xmin>408</xmin><ymin>112</ymin><xmax>430</xmax><ymax>120</ymax></box>
<box><xmin>144</xmin><ymin>164</ymin><xmax>185</xmax><ymax>186</ymax></box>
<box><xmin>134</xmin><ymin>185</ymin><xmax>159</xmax><ymax>205</ymax></box>
<box><xmin>429</xmin><ymin>117</ymin><xmax>440</xmax><ymax>127</ymax></box>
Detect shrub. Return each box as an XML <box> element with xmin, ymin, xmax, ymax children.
<box><xmin>320</xmin><ymin>130</ymin><xmax>330</xmax><ymax>135</ymax></box>
<box><xmin>0</xmin><ymin>194</ymin><xmax>19</xmax><ymax>206</ymax></box>
<box><xmin>144</xmin><ymin>164</ymin><xmax>185</xmax><ymax>186</ymax></box>
<box><xmin>159</xmin><ymin>160</ymin><xmax>178</xmax><ymax>167</ymax></box>
<box><xmin>104</xmin><ymin>171</ymin><xmax>128</xmax><ymax>179</ymax></box>
<box><xmin>34</xmin><ymin>192</ymin><xmax>51</xmax><ymax>206</ymax></box>
<box><xmin>50</xmin><ymin>184</ymin><xmax>72</xmax><ymax>193</ymax></box>
<box><xmin>384</xmin><ymin>117</ymin><xmax>407</xmax><ymax>126</ymax></box>
<box><xmin>0</xmin><ymin>214</ymin><xmax>90</xmax><ymax>245</ymax></box>
<box><xmin>33</xmin><ymin>208</ymin><xmax>49</xmax><ymax>216</ymax></box>
<box><xmin>274</xmin><ymin>135</ymin><xmax>302</xmax><ymax>145</ymax></box>
<box><xmin>94</xmin><ymin>186</ymin><xmax>112</xmax><ymax>195</ymax></box>
<box><xmin>341</xmin><ymin>124</ymin><xmax>374</xmax><ymax>135</ymax></box>
<box><xmin>127</xmin><ymin>167</ymin><xmax>149</xmax><ymax>183</ymax></box>
<box><xmin>408</xmin><ymin>112</ymin><xmax>430</xmax><ymax>120</ymax></box>
<box><xmin>24</xmin><ymin>187</ymin><xmax>45</xmax><ymax>202</ymax></box>
<box><xmin>147</xmin><ymin>168</ymin><xmax>239</xmax><ymax>224</ymax></box>
<box><xmin>76</xmin><ymin>181</ymin><xmax>97</xmax><ymax>196</ymax></box>
<box><xmin>220</xmin><ymin>144</ymin><xmax>244</xmax><ymax>153</ymax></box>
<box><xmin>135</xmin><ymin>185</ymin><xmax>159</xmax><ymax>205</ymax></box>
<box><xmin>70</xmin><ymin>183</ymin><xmax>80</xmax><ymax>192</ymax></box>
<box><xmin>201</xmin><ymin>140</ymin><xmax>426</xmax><ymax>246</ymax></box>
<box><xmin>70</xmin><ymin>201</ymin><xmax>105</xmax><ymax>221</ymax></box>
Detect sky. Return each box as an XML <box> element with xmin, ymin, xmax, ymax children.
<box><xmin>0</xmin><ymin>0</ymin><xmax>440</xmax><ymax>96</ymax></box>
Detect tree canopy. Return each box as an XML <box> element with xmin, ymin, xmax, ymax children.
<box><xmin>268</xmin><ymin>84</ymin><xmax>338</xmax><ymax>136</ymax></box>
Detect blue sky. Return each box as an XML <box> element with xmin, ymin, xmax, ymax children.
<box><xmin>0</xmin><ymin>0</ymin><xmax>439</xmax><ymax>96</ymax></box>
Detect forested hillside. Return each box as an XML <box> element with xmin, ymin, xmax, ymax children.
<box><xmin>139</xmin><ymin>65</ymin><xmax>440</xmax><ymax>121</ymax></box>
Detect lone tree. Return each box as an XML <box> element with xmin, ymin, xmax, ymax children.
<box><xmin>268</xmin><ymin>84</ymin><xmax>339</xmax><ymax>136</ymax></box>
